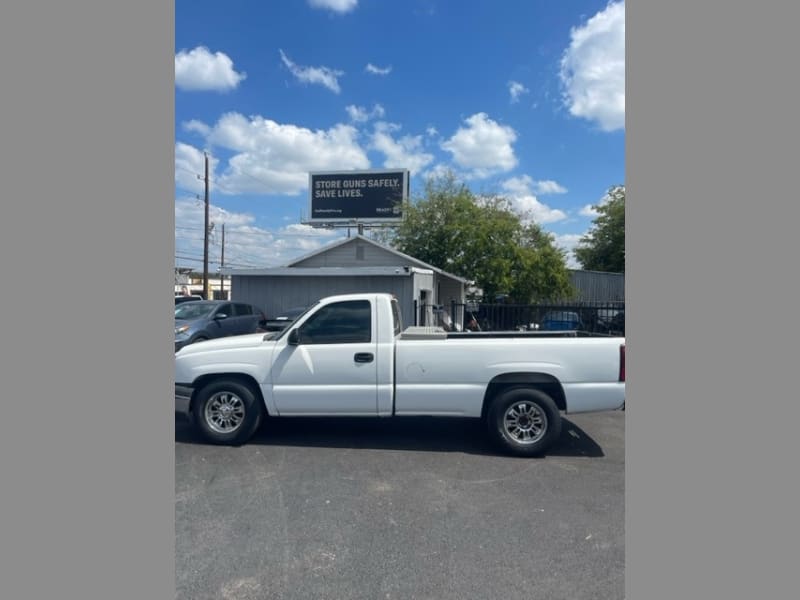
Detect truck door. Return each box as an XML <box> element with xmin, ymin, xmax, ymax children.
<box><xmin>270</xmin><ymin>299</ymin><xmax>378</xmax><ymax>415</ymax></box>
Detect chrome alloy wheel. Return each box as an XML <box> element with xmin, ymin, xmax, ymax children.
<box><xmin>204</xmin><ymin>391</ymin><xmax>246</xmax><ymax>434</ymax></box>
<box><xmin>503</xmin><ymin>401</ymin><xmax>548</xmax><ymax>444</ymax></box>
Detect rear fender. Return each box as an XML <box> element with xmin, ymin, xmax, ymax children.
<box><xmin>481</xmin><ymin>372</ymin><xmax>567</xmax><ymax>418</ymax></box>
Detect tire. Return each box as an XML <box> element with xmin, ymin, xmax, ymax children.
<box><xmin>192</xmin><ymin>379</ymin><xmax>264</xmax><ymax>445</ymax></box>
<box><xmin>487</xmin><ymin>388</ymin><xmax>562</xmax><ymax>457</ymax></box>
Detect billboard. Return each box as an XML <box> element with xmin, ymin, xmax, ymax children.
<box><xmin>308</xmin><ymin>169</ymin><xmax>409</xmax><ymax>224</ymax></box>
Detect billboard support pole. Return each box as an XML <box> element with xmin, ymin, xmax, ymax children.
<box><xmin>357</xmin><ymin>223</ymin><xmax>364</xmax><ymax>236</ymax></box>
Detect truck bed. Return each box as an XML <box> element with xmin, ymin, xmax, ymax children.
<box><xmin>400</xmin><ymin>326</ymin><xmax>617</xmax><ymax>340</ymax></box>
<box><xmin>393</xmin><ymin>334</ymin><xmax>625</xmax><ymax>417</ymax></box>
<box><xmin>445</xmin><ymin>330</ymin><xmax>616</xmax><ymax>339</ymax></box>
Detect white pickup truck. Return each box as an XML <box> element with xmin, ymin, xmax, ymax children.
<box><xmin>175</xmin><ymin>293</ymin><xmax>625</xmax><ymax>456</ymax></box>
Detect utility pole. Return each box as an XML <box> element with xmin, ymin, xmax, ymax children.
<box><xmin>220</xmin><ymin>223</ymin><xmax>225</xmax><ymax>300</ymax></box>
<box><xmin>202</xmin><ymin>151</ymin><xmax>210</xmax><ymax>300</ymax></box>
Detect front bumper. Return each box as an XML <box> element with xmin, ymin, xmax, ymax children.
<box><xmin>175</xmin><ymin>383</ymin><xmax>193</xmax><ymax>416</ymax></box>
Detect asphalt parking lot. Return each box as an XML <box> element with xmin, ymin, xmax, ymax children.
<box><xmin>176</xmin><ymin>410</ymin><xmax>625</xmax><ymax>600</ymax></box>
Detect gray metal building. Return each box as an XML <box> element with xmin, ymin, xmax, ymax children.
<box><xmin>225</xmin><ymin>235</ymin><xmax>467</xmax><ymax>327</ymax></box>
<box><xmin>568</xmin><ymin>269</ymin><xmax>625</xmax><ymax>302</ymax></box>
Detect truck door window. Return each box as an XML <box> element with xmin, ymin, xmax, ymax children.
<box><xmin>298</xmin><ymin>300</ymin><xmax>372</xmax><ymax>344</ymax></box>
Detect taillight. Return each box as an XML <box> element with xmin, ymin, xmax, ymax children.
<box><xmin>619</xmin><ymin>344</ymin><xmax>626</xmax><ymax>382</ymax></box>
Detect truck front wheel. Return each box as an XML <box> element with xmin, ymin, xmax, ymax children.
<box><xmin>487</xmin><ymin>388</ymin><xmax>562</xmax><ymax>457</ymax></box>
<box><xmin>193</xmin><ymin>379</ymin><xmax>263</xmax><ymax>445</ymax></box>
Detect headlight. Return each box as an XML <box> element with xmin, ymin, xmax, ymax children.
<box><xmin>175</xmin><ymin>324</ymin><xmax>190</xmax><ymax>335</ymax></box>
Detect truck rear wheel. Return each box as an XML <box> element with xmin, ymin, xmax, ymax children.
<box><xmin>193</xmin><ymin>379</ymin><xmax>263</xmax><ymax>445</ymax></box>
<box><xmin>487</xmin><ymin>388</ymin><xmax>561</xmax><ymax>457</ymax></box>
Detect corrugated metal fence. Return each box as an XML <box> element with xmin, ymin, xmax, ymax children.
<box><xmin>568</xmin><ymin>270</ymin><xmax>625</xmax><ymax>302</ymax></box>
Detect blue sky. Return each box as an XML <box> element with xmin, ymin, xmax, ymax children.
<box><xmin>175</xmin><ymin>0</ymin><xmax>625</xmax><ymax>271</ymax></box>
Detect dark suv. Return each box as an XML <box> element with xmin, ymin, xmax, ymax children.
<box><xmin>174</xmin><ymin>300</ymin><xmax>265</xmax><ymax>352</ymax></box>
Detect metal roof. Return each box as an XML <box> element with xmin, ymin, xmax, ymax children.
<box><xmin>221</xmin><ymin>235</ymin><xmax>467</xmax><ymax>283</ymax></box>
<box><xmin>283</xmin><ymin>234</ymin><xmax>468</xmax><ymax>283</ymax></box>
<box><xmin>222</xmin><ymin>266</ymin><xmax>416</xmax><ymax>277</ymax></box>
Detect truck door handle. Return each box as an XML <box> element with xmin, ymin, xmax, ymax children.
<box><xmin>354</xmin><ymin>353</ymin><xmax>374</xmax><ymax>363</ymax></box>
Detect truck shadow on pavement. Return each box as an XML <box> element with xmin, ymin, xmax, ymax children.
<box><xmin>175</xmin><ymin>415</ymin><xmax>605</xmax><ymax>458</ymax></box>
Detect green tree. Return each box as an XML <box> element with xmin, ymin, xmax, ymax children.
<box><xmin>391</xmin><ymin>173</ymin><xmax>574</xmax><ymax>302</ymax></box>
<box><xmin>510</xmin><ymin>223</ymin><xmax>575</xmax><ymax>302</ymax></box>
<box><xmin>574</xmin><ymin>185</ymin><xmax>625</xmax><ymax>273</ymax></box>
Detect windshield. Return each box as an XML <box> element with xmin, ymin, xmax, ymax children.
<box><xmin>175</xmin><ymin>302</ymin><xmax>216</xmax><ymax>320</ymax></box>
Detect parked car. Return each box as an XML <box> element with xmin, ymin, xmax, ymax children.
<box><xmin>539</xmin><ymin>310</ymin><xmax>583</xmax><ymax>331</ymax></box>
<box><xmin>174</xmin><ymin>300</ymin><xmax>264</xmax><ymax>352</ymax></box>
<box><xmin>591</xmin><ymin>308</ymin><xmax>624</xmax><ymax>334</ymax></box>
<box><xmin>175</xmin><ymin>294</ymin><xmax>204</xmax><ymax>305</ymax></box>
<box><xmin>606</xmin><ymin>310</ymin><xmax>625</xmax><ymax>335</ymax></box>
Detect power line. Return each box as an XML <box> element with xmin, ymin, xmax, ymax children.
<box><xmin>175</xmin><ymin>248</ymin><xmax>255</xmax><ymax>266</ymax></box>
<box><xmin>174</xmin><ymin>188</ymin><xmax>202</xmax><ymax>198</ymax></box>
<box><xmin>176</xmin><ymin>239</ymin><xmax>339</xmax><ymax>266</ymax></box>
<box><xmin>232</xmin><ymin>169</ymin><xmax>280</xmax><ymax>190</ymax></box>
<box><xmin>174</xmin><ymin>224</ymin><xmax>344</xmax><ymax>239</ymax></box>
<box><xmin>175</xmin><ymin>166</ymin><xmax>200</xmax><ymax>176</ymax></box>
<box><xmin>175</xmin><ymin>254</ymin><xmax>259</xmax><ymax>269</ymax></box>
<box><xmin>223</xmin><ymin>250</ymin><xmax>274</xmax><ymax>264</ymax></box>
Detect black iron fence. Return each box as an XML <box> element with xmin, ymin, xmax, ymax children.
<box><xmin>413</xmin><ymin>300</ymin><xmax>625</xmax><ymax>335</ymax></box>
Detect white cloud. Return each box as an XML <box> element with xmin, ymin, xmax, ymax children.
<box><xmin>370</xmin><ymin>122</ymin><xmax>434</xmax><ymax>174</ymax></box>
<box><xmin>175</xmin><ymin>197</ymin><xmax>343</xmax><ymax>269</ymax></box>
<box><xmin>280</xmin><ymin>49</ymin><xmax>343</xmax><ymax>94</ymax></box>
<box><xmin>272</xmin><ymin>229</ymin><xmax>344</xmax><ymax>263</ymax></box>
<box><xmin>175</xmin><ymin>142</ymin><xmax>220</xmax><ymax>194</ymax></box>
<box><xmin>365</xmin><ymin>63</ymin><xmax>392</xmax><ymax>75</ymax></box>
<box><xmin>202</xmin><ymin>112</ymin><xmax>369</xmax><ymax>195</ymax></box>
<box><xmin>278</xmin><ymin>224</ymin><xmax>344</xmax><ymax>253</ymax></box>
<box><xmin>553</xmin><ymin>233</ymin><xmax>583</xmax><ymax>268</ymax></box>
<box><xmin>503</xmin><ymin>175</ymin><xmax>567</xmax><ymax>197</ymax></box>
<box><xmin>345</xmin><ymin>103</ymin><xmax>385</xmax><ymax>123</ymax></box>
<box><xmin>560</xmin><ymin>1</ymin><xmax>625</xmax><ymax>131</ymax></box>
<box><xmin>308</xmin><ymin>0</ymin><xmax>358</xmax><ymax>13</ymax></box>
<box><xmin>426</xmin><ymin>126</ymin><xmax>439</xmax><ymax>138</ymax></box>
<box><xmin>508</xmin><ymin>80</ymin><xmax>529</xmax><ymax>103</ymax></box>
<box><xmin>175</xmin><ymin>47</ymin><xmax>246</xmax><ymax>92</ymax></box>
<box><xmin>501</xmin><ymin>176</ymin><xmax>567</xmax><ymax>224</ymax></box>
<box><xmin>182</xmin><ymin>119</ymin><xmax>211</xmax><ymax>137</ymax></box>
<box><xmin>441</xmin><ymin>113</ymin><xmax>518</xmax><ymax>178</ymax></box>
<box><xmin>421</xmin><ymin>163</ymin><xmax>465</xmax><ymax>182</ymax></box>
<box><xmin>174</xmin><ymin>197</ymin><xmax>256</xmax><ymax>267</ymax></box>
<box><xmin>579</xmin><ymin>186</ymin><xmax>616</xmax><ymax>217</ymax></box>
<box><xmin>532</xmin><ymin>179</ymin><xmax>567</xmax><ymax>195</ymax></box>
<box><xmin>346</xmin><ymin>105</ymin><xmax>368</xmax><ymax>122</ymax></box>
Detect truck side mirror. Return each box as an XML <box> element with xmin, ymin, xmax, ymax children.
<box><xmin>287</xmin><ymin>329</ymin><xmax>300</xmax><ymax>346</ymax></box>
